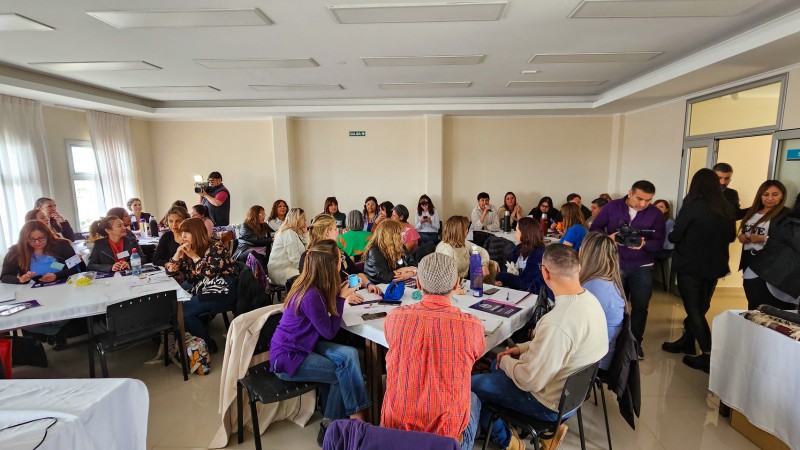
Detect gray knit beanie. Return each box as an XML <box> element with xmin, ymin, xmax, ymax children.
<box><xmin>418</xmin><ymin>253</ymin><xmax>458</xmax><ymax>295</ymax></box>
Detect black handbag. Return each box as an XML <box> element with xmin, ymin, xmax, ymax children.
<box><xmin>11</xmin><ymin>335</ymin><xmax>48</xmax><ymax>368</ymax></box>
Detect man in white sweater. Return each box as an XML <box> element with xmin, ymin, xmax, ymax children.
<box><xmin>471</xmin><ymin>244</ymin><xmax>608</xmax><ymax>450</ymax></box>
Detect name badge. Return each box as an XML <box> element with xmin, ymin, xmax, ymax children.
<box><xmin>65</xmin><ymin>254</ymin><xmax>82</xmax><ymax>269</ymax></box>
<box><xmin>49</xmin><ymin>261</ymin><xmax>65</xmax><ymax>270</ymax></box>
<box><xmin>116</xmin><ymin>251</ymin><xmax>130</xmax><ymax>259</ymax></box>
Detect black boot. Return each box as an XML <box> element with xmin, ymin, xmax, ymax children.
<box><xmin>662</xmin><ymin>332</ymin><xmax>695</xmax><ymax>354</ymax></box>
<box><xmin>317</xmin><ymin>418</ymin><xmax>330</xmax><ymax>447</ymax></box>
<box><xmin>682</xmin><ymin>353</ymin><xmax>710</xmax><ymax>373</ymax></box>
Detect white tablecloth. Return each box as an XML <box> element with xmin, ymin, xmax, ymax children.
<box><xmin>343</xmin><ymin>283</ymin><xmax>536</xmax><ymax>355</ymax></box>
<box><xmin>709</xmin><ymin>310</ymin><xmax>800</xmax><ymax>449</ymax></box>
<box><xmin>0</xmin><ymin>271</ymin><xmax>189</xmax><ymax>331</ymax></box>
<box><xmin>0</xmin><ymin>378</ymin><xmax>149</xmax><ymax>450</ymax></box>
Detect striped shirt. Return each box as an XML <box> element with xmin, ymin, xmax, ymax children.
<box><xmin>381</xmin><ymin>294</ymin><xmax>485</xmax><ymax>441</ymax></box>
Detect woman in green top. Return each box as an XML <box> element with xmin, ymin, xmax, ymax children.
<box><xmin>337</xmin><ymin>210</ymin><xmax>372</xmax><ymax>259</ymax></box>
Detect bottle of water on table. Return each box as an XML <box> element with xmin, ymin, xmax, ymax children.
<box><xmin>130</xmin><ymin>248</ymin><xmax>142</xmax><ymax>276</ymax></box>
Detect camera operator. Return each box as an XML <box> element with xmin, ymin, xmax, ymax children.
<box><xmin>590</xmin><ymin>180</ymin><xmax>665</xmax><ymax>359</ymax></box>
<box><xmin>197</xmin><ymin>171</ymin><xmax>231</xmax><ymax>227</ymax></box>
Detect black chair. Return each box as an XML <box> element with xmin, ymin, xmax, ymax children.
<box><xmin>87</xmin><ymin>291</ymin><xmax>188</xmax><ymax>380</ymax></box>
<box><xmin>410</xmin><ymin>241</ymin><xmax>437</xmax><ymax>262</ymax></box>
<box><xmin>481</xmin><ymin>362</ymin><xmax>600</xmax><ymax>450</ymax></box>
<box><xmin>237</xmin><ymin>311</ymin><xmax>319</xmax><ymax>450</ymax></box>
<box><xmin>590</xmin><ymin>376</ymin><xmax>614</xmax><ymax>450</ymax></box>
<box><xmin>472</xmin><ymin>230</ymin><xmax>492</xmax><ymax>248</ymax></box>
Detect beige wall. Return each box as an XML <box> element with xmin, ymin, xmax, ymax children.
<box><xmin>444</xmin><ymin>116</ymin><xmax>614</xmax><ymax>216</ymax></box>
<box><xmin>616</xmin><ymin>101</ymin><xmax>686</xmax><ymax>205</ymax></box>
<box><xmin>148</xmin><ymin>120</ymin><xmax>275</xmax><ymax>223</ymax></box>
<box><xmin>41</xmin><ymin>106</ymin><xmax>90</xmax><ymax>228</ymax></box>
<box><xmin>129</xmin><ymin>119</ymin><xmax>158</xmax><ymax>216</ymax></box>
<box><xmin>290</xmin><ymin>118</ymin><xmax>426</xmax><ymax>217</ymax></box>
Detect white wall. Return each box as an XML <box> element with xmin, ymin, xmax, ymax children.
<box><xmin>290</xmin><ymin>117</ymin><xmax>426</xmax><ymax>217</ymax></box>
<box><xmin>444</xmin><ymin>116</ymin><xmax>614</xmax><ymax>216</ymax></box>
<box><xmin>148</xmin><ymin>120</ymin><xmax>275</xmax><ymax>224</ymax></box>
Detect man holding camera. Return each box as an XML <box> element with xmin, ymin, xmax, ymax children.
<box><xmin>198</xmin><ymin>171</ymin><xmax>231</xmax><ymax>226</ymax></box>
<box><xmin>590</xmin><ymin>180</ymin><xmax>665</xmax><ymax>359</ymax></box>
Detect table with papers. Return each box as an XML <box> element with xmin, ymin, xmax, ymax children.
<box><xmin>0</xmin><ymin>378</ymin><xmax>149</xmax><ymax>450</ymax></box>
<box><xmin>342</xmin><ymin>282</ymin><xmax>536</xmax><ymax>424</ymax></box>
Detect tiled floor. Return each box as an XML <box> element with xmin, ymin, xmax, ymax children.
<box><xmin>13</xmin><ymin>287</ymin><xmax>763</xmax><ymax>450</ymax></box>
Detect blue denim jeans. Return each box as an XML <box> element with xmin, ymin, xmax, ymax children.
<box><xmin>461</xmin><ymin>392</ymin><xmax>480</xmax><ymax>450</ymax></box>
<box><xmin>274</xmin><ymin>341</ymin><xmax>371</xmax><ymax>419</ymax></box>
<box><xmin>621</xmin><ymin>265</ymin><xmax>654</xmax><ymax>344</ymax></box>
<box><xmin>471</xmin><ymin>362</ymin><xmax>569</xmax><ymax>448</ymax></box>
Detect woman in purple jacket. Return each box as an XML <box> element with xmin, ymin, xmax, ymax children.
<box><xmin>270</xmin><ymin>239</ymin><xmax>371</xmax><ymax>427</ymax></box>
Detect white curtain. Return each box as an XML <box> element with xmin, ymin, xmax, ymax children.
<box><xmin>0</xmin><ymin>95</ymin><xmax>50</xmax><ymax>254</ymax></box>
<box><xmin>86</xmin><ymin>110</ymin><xmax>138</xmax><ymax>211</ymax></box>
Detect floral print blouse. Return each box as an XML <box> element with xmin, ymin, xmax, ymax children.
<box><xmin>165</xmin><ymin>241</ymin><xmax>236</xmax><ymax>295</ymax></box>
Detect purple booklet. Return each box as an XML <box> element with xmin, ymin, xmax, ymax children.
<box><xmin>93</xmin><ymin>272</ymin><xmax>115</xmax><ymax>279</ymax></box>
<box><xmin>31</xmin><ymin>279</ymin><xmax>68</xmax><ymax>289</ymax></box>
<box><xmin>0</xmin><ymin>300</ymin><xmax>41</xmax><ymax>316</ymax></box>
<box><xmin>469</xmin><ymin>300</ymin><xmax>522</xmax><ymax>318</ymax></box>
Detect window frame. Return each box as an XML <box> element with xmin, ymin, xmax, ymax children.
<box><xmin>65</xmin><ymin>139</ymin><xmax>105</xmax><ymax>233</ymax></box>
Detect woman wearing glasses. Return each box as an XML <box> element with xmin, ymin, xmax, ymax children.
<box><xmin>414</xmin><ymin>194</ymin><xmax>440</xmax><ymax>245</ymax></box>
<box><xmin>2</xmin><ymin>220</ymin><xmax>80</xmax><ymax>284</ymax></box>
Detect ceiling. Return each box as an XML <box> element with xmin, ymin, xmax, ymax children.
<box><xmin>0</xmin><ymin>0</ymin><xmax>799</xmax><ymax>118</ymax></box>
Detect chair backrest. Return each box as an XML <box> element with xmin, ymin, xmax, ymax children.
<box><xmin>471</xmin><ymin>230</ymin><xmax>491</xmax><ymax>248</ymax></box>
<box><xmin>411</xmin><ymin>241</ymin><xmax>437</xmax><ymax>262</ymax></box>
<box><xmin>554</xmin><ymin>361</ymin><xmax>599</xmax><ymax>426</ymax></box>
<box><xmin>104</xmin><ymin>291</ymin><xmax>177</xmax><ymax>347</ymax></box>
<box><xmin>251</xmin><ymin>310</ymin><xmax>283</xmax><ymax>373</ymax></box>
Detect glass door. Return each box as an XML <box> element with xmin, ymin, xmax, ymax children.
<box><xmin>773</xmin><ymin>131</ymin><xmax>800</xmax><ymax>208</ymax></box>
<box><xmin>677</xmin><ymin>139</ymin><xmax>715</xmax><ymax>211</ymax></box>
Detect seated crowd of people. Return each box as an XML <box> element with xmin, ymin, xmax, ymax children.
<box><xmin>2</xmin><ymin>165</ymin><xmax>799</xmax><ymax>449</ymax></box>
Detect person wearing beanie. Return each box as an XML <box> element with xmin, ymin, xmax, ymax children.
<box><xmin>381</xmin><ymin>253</ymin><xmax>484</xmax><ymax>450</ymax></box>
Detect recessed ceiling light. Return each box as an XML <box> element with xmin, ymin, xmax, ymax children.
<box><xmin>329</xmin><ymin>2</ymin><xmax>507</xmax><ymax>24</ymax></box>
<box><xmin>506</xmin><ymin>80</ymin><xmax>607</xmax><ymax>88</ymax></box>
<box><xmin>87</xmin><ymin>9</ymin><xmax>272</xmax><ymax>28</ymax></box>
<box><xmin>528</xmin><ymin>52</ymin><xmax>662</xmax><ymax>63</ymax></box>
<box><xmin>0</xmin><ymin>13</ymin><xmax>54</xmax><ymax>31</ymax></box>
<box><xmin>195</xmin><ymin>58</ymin><xmax>318</xmax><ymax>69</ymax></box>
<box><xmin>249</xmin><ymin>84</ymin><xmax>344</xmax><ymax>91</ymax></box>
<box><xmin>570</xmin><ymin>0</ymin><xmax>759</xmax><ymax>19</ymax></box>
<box><xmin>362</xmin><ymin>55</ymin><xmax>485</xmax><ymax>67</ymax></box>
<box><xmin>379</xmin><ymin>82</ymin><xmax>472</xmax><ymax>90</ymax></box>
<box><xmin>30</xmin><ymin>61</ymin><xmax>162</xmax><ymax>71</ymax></box>
<box><xmin>122</xmin><ymin>86</ymin><xmax>220</xmax><ymax>93</ymax></box>
<box><xmin>521</xmin><ymin>70</ymin><xmax>539</xmax><ymax>74</ymax></box>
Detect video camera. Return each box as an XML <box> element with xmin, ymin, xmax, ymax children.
<box><xmin>615</xmin><ymin>222</ymin><xmax>654</xmax><ymax>248</ymax></box>
<box><xmin>194</xmin><ymin>181</ymin><xmax>209</xmax><ymax>194</ymax></box>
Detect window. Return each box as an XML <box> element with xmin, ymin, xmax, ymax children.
<box><xmin>66</xmin><ymin>141</ymin><xmax>105</xmax><ymax>232</ymax></box>
<box><xmin>686</xmin><ymin>78</ymin><xmax>784</xmax><ymax>137</ymax></box>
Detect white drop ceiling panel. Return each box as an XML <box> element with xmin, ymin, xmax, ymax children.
<box><xmin>0</xmin><ymin>13</ymin><xmax>54</xmax><ymax>31</ymax></box>
<box><xmin>571</xmin><ymin>0</ymin><xmax>761</xmax><ymax>19</ymax></box>
<box><xmin>122</xmin><ymin>86</ymin><xmax>220</xmax><ymax>93</ymax></box>
<box><xmin>329</xmin><ymin>2</ymin><xmax>508</xmax><ymax>24</ymax></box>
<box><xmin>30</xmin><ymin>61</ymin><xmax>162</xmax><ymax>72</ymax></box>
<box><xmin>529</xmin><ymin>52</ymin><xmax>663</xmax><ymax>63</ymax></box>
<box><xmin>195</xmin><ymin>58</ymin><xmax>319</xmax><ymax>69</ymax></box>
<box><xmin>87</xmin><ymin>9</ymin><xmax>272</xmax><ymax>28</ymax></box>
<box><xmin>362</xmin><ymin>55</ymin><xmax>485</xmax><ymax>66</ymax></box>
<box><xmin>379</xmin><ymin>82</ymin><xmax>472</xmax><ymax>89</ymax></box>
<box><xmin>506</xmin><ymin>80</ymin><xmax>607</xmax><ymax>88</ymax></box>
<box><xmin>249</xmin><ymin>84</ymin><xmax>344</xmax><ymax>91</ymax></box>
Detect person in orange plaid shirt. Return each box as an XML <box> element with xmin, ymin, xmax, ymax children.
<box><xmin>381</xmin><ymin>252</ymin><xmax>484</xmax><ymax>449</ymax></box>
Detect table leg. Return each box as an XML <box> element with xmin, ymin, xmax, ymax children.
<box><xmin>86</xmin><ymin>317</ymin><xmax>95</xmax><ymax>378</ymax></box>
<box><xmin>719</xmin><ymin>402</ymin><xmax>731</xmax><ymax>418</ymax></box>
<box><xmin>364</xmin><ymin>339</ymin><xmax>384</xmax><ymax>425</ymax></box>
<box><xmin>177</xmin><ymin>302</ymin><xmax>188</xmax><ymax>381</ymax></box>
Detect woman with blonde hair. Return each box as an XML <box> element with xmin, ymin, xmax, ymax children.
<box><xmin>268</xmin><ymin>208</ymin><xmax>308</xmax><ymax>285</ymax></box>
<box><xmin>579</xmin><ymin>232</ymin><xmax>626</xmax><ymax>372</ymax></box>
<box><xmin>165</xmin><ymin>217</ymin><xmax>237</xmax><ymax>351</ymax></box>
<box><xmin>363</xmin><ymin>220</ymin><xmax>416</xmax><ymax>284</ymax></box>
<box><xmin>270</xmin><ymin>240</ymin><xmax>370</xmax><ymax>430</ymax></box>
<box><xmin>559</xmin><ymin>202</ymin><xmax>588</xmax><ymax>250</ymax></box>
<box><xmin>436</xmin><ymin>215</ymin><xmax>496</xmax><ymax>282</ymax></box>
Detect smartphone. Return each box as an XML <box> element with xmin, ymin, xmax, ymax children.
<box><xmin>484</xmin><ymin>287</ymin><xmax>500</xmax><ymax>295</ymax></box>
<box><xmin>361</xmin><ymin>311</ymin><xmax>388</xmax><ymax>321</ymax></box>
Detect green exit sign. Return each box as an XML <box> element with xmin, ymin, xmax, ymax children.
<box><xmin>349</xmin><ymin>131</ymin><xmax>366</xmax><ymax>137</ymax></box>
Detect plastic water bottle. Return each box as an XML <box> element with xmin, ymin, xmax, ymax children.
<box><xmin>469</xmin><ymin>246</ymin><xmax>483</xmax><ymax>297</ymax></box>
<box><xmin>130</xmin><ymin>248</ymin><xmax>142</xmax><ymax>275</ymax></box>
<box><xmin>139</xmin><ymin>218</ymin><xmax>147</xmax><ymax>236</ymax></box>
<box><xmin>149</xmin><ymin>217</ymin><xmax>159</xmax><ymax>237</ymax></box>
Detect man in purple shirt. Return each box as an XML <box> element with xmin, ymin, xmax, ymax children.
<box><xmin>590</xmin><ymin>180</ymin><xmax>665</xmax><ymax>359</ymax></box>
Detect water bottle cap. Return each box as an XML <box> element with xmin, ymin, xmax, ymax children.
<box><xmin>131</xmin><ymin>248</ymin><xmax>137</xmax><ymax>253</ymax></box>
<box><xmin>472</xmin><ymin>246</ymin><xmax>478</xmax><ymax>253</ymax></box>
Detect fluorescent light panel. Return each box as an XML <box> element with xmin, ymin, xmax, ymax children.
<box><xmin>0</xmin><ymin>13</ymin><xmax>54</xmax><ymax>31</ymax></box>
<box><xmin>362</xmin><ymin>55</ymin><xmax>485</xmax><ymax>67</ymax></box>
<box><xmin>570</xmin><ymin>0</ymin><xmax>759</xmax><ymax>19</ymax></box>
<box><xmin>195</xmin><ymin>58</ymin><xmax>318</xmax><ymax>69</ymax></box>
<box><xmin>122</xmin><ymin>86</ymin><xmax>220</xmax><ymax>93</ymax></box>
<box><xmin>529</xmin><ymin>52</ymin><xmax>662</xmax><ymax>63</ymax></box>
<box><xmin>87</xmin><ymin>9</ymin><xmax>272</xmax><ymax>28</ymax></box>
<box><xmin>379</xmin><ymin>82</ymin><xmax>472</xmax><ymax>90</ymax></box>
<box><xmin>329</xmin><ymin>2</ymin><xmax>507</xmax><ymax>24</ymax></box>
<box><xmin>521</xmin><ymin>70</ymin><xmax>539</xmax><ymax>74</ymax></box>
<box><xmin>249</xmin><ymin>84</ymin><xmax>344</xmax><ymax>91</ymax></box>
<box><xmin>30</xmin><ymin>61</ymin><xmax>162</xmax><ymax>71</ymax></box>
<box><xmin>506</xmin><ymin>80</ymin><xmax>606</xmax><ymax>88</ymax></box>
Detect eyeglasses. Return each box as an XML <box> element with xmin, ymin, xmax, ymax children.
<box><xmin>27</xmin><ymin>236</ymin><xmax>47</xmax><ymax>243</ymax></box>
<box><xmin>419</xmin><ymin>202</ymin><xmax>428</xmax><ymax>205</ymax></box>
<box><xmin>258</xmin><ymin>214</ymin><xmax>267</xmax><ymax>218</ymax></box>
